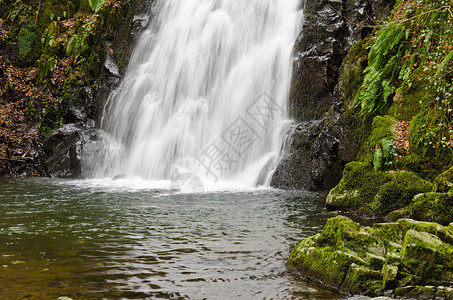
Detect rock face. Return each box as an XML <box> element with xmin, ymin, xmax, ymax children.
<box><xmin>43</xmin><ymin>124</ymin><xmax>109</xmax><ymax>178</ymax></box>
<box><xmin>272</xmin><ymin>0</ymin><xmax>394</xmax><ymax>190</ymax></box>
<box><xmin>270</xmin><ymin>113</ymin><xmax>355</xmax><ymax>190</ymax></box>
<box><xmin>290</xmin><ymin>0</ymin><xmax>395</xmax><ymax>121</ymax></box>
<box><xmin>38</xmin><ymin>0</ymin><xmax>150</xmax><ymax>178</ymax></box>
<box><xmin>287</xmin><ymin>216</ymin><xmax>453</xmax><ymax>298</ymax></box>
<box><xmin>0</xmin><ymin>0</ymin><xmax>150</xmax><ymax>177</ymax></box>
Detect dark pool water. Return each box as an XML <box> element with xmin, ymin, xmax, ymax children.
<box><xmin>0</xmin><ymin>178</ymin><xmax>344</xmax><ymax>299</ymax></box>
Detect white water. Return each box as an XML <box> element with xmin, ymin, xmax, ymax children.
<box><xmin>97</xmin><ymin>0</ymin><xmax>303</xmax><ymax>188</ymax></box>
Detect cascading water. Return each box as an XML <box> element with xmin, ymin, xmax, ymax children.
<box><xmin>97</xmin><ymin>0</ymin><xmax>303</xmax><ymax>187</ymax></box>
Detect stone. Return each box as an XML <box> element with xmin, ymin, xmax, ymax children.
<box><xmin>288</xmin><ymin>216</ymin><xmax>453</xmax><ymax>297</ymax></box>
<box><xmin>340</xmin><ymin>263</ymin><xmax>382</xmax><ymax>295</ymax></box>
<box><xmin>290</xmin><ymin>0</ymin><xmax>394</xmax><ymax>122</ymax></box>
<box><xmin>400</xmin><ymin>192</ymin><xmax>453</xmax><ymax>226</ymax></box>
<box><xmin>325</xmin><ymin>162</ymin><xmax>433</xmax><ymax>215</ymax></box>
<box><xmin>434</xmin><ymin>167</ymin><xmax>453</xmax><ymax>193</ymax></box>
<box><xmin>270</xmin><ymin>113</ymin><xmax>356</xmax><ymax>191</ymax></box>
<box><xmin>381</xmin><ymin>263</ymin><xmax>398</xmax><ymax>290</ymax></box>
<box><xmin>42</xmin><ymin>124</ymin><xmax>119</xmax><ymax>178</ymax></box>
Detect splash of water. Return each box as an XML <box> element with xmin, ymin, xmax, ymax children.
<box><xmin>97</xmin><ymin>0</ymin><xmax>303</xmax><ymax>187</ymax></box>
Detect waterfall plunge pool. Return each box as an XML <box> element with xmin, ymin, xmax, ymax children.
<box><xmin>0</xmin><ymin>177</ymin><xmax>346</xmax><ymax>299</ymax></box>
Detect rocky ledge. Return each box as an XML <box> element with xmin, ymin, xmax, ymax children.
<box><xmin>287</xmin><ymin>216</ymin><xmax>453</xmax><ymax>298</ymax></box>
<box><xmin>326</xmin><ymin>162</ymin><xmax>453</xmax><ymax>225</ymax></box>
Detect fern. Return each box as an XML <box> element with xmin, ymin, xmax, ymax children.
<box><xmin>436</xmin><ymin>50</ymin><xmax>453</xmax><ymax>76</ymax></box>
<box><xmin>354</xmin><ymin>23</ymin><xmax>408</xmax><ymax>114</ymax></box>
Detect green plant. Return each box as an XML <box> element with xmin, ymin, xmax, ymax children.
<box><xmin>354</xmin><ymin>1</ymin><xmax>453</xmax><ymax>115</ymax></box>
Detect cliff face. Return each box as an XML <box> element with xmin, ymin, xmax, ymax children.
<box><xmin>272</xmin><ymin>0</ymin><xmax>452</xmax><ymax>196</ymax></box>
<box><xmin>286</xmin><ymin>2</ymin><xmax>453</xmax><ymax>290</ymax></box>
<box><xmin>0</xmin><ymin>0</ymin><xmax>149</xmax><ymax>176</ymax></box>
<box><xmin>271</xmin><ymin>0</ymin><xmax>395</xmax><ymax>190</ymax></box>
<box><xmin>275</xmin><ymin>0</ymin><xmax>453</xmax><ymax>222</ymax></box>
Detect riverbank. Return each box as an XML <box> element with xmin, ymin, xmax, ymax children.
<box><xmin>287</xmin><ymin>0</ymin><xmax>452</xmax><ymax>297</ymax></box>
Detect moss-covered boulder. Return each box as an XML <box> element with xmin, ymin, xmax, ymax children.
<box><xmin>387</xmin><ymin>192</ymin><xmax>453</xmax><ymax>226</ymax></box>
<box><xmin>287</xmin><ymin>216</ymin><xmax>453</xmax><ymax>297</ymax></box>
<box><xmin>434</xmin><ymin>167</ymin><xmax>453</xmax><ymax>193</ymax></box>
<box><xmin>326</xmin><ymin>162</ymin><xmax>432</xmax><ymax>215</ymax></box>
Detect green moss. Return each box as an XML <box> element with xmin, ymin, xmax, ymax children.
<box><xmin>287</xmin><ymin>216</ymin><xmax>453</xmax><ymax>296</ymax></box>
<box><xmin>388</xmin><ymin>67</ymin><xmax>433</xmax><ymax>121</ymax></box>
<box><xmin>434</xmin><ymin>167</ymin><xmax>453</xmax><ymax>193</ymax></box>
<box><xmin>405</xmin><ymin>109</ymin><xmax>453</xmax><ymax>178</ymax></box>
<box><xmin>40</xmin><ymin>99</ymin><xmax>63</xmax><ymax>137</ymax></box>
<box><xmin>25</xmin><ymin>98</ymin><xmax>38</xmax><ymax>123</ymax></box>
<box><xmin>338</xmin><ymin>38</ymin><xmax>371</xmax><ymax>108</ymax></box>
<box><xmin>370</xmin><ymin>171</ymin><xmax>433</xmax><ymax>214</ymax></box>
<box><xmin>341</xmin><ymin>264</ymin><xmax>382</xmax><ymax>295</ymax></box>
<box><xmin>326</xmin><ymin>162</ymin><xmax>390</xmax><ymax>211</ymax></box>
<box><xmin>401</xmin><ymin>229</ymin><xmax>444</xmax><ymax>281</ymax></box>
<box><xmin>358</xmin><ymin>115</ymin><xmax>398</xmax><ymax>162</ymax></box>
<box><xmin>403</xmin><ymin>192</ymin><xmax>453</xmax><ymax>226</ymax></box>
<box><xmin>327</xmin><ymin>161</ymin><xmax>434</xmax><ymax>216</ymax></box>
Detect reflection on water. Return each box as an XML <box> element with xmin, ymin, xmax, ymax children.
<box><xmin>0</xmin><ymin>178</ymin><xmax>342</xmax><ymax>299</ymax></box>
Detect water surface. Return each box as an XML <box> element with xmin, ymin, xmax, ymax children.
<box><xmin>0</xmin><ymin>178</ymin><xmax>342</xmax><ymax>299</ymax></box>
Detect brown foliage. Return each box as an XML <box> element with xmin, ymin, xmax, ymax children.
<box><xmin>395</xmin><ymin>121</ymin><xmax>410</xmax><ymax>152</ymax></box>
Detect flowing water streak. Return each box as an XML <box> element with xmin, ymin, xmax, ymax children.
<box><xmin>98</xmin><ymin>0</ymin><xmax>303</xmax><ymax>186</ymax></box>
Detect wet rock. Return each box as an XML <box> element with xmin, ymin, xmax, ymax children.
<box><xmin>104</xmin><ymin>53</ymin><xmax>120</xmax><ymax>77</ymax></box>
<box><xmin>278</xmin><ymin>0</ymin><xmax>394</xmax><ymax>190</ymax></box>
<box><xmin>270</xmin><ymin>112</ymin><xmax>356</xmax><ymax>191</ymax></box>
<box><xmin>112</xmin><ymin>174</ymin><xmax>127</xmax><ymax>180</ymax></box>
<box><xmin>287</xmin><ymin>216</ymin><xmax>453</xmax><ymax>297</ymax></box>
<box><xmin>290</xmin><ymin>0</ymin><xmax>395</xmax><ymax>121</ymax></box>
<box><xmin>43</xmin><ymin>124</ymin><xmax>109</xmax><ymax>178</ymax></box>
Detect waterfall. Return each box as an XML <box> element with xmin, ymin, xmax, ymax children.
<box><xmin>97</xmin><ymin>0</ymin><xmax>303</xmax><ymax>187</ymax></box>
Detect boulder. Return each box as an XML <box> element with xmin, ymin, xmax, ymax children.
<box><xmin>270</xmin><ymin>113</ymin><xmax>356</xmax><ymax>190</ymax></box>
<box><xmin>42</xmin><ymin>124</ymin><xmax>114</xmax><ymax>178</ymax></box>
<box><xmin>287</xmin><ymin>216</ymin><xmax>453</xmax><ymax>297</ymax></box>
<box><xmin>325</xmin><ymin>162</ymin><xmax>433</xmax><ymax>215</ymax></box>
<box><xmin>386</xmin><ymin>192</ymin><xmax>453</xmax><ymax>226</ymax></box>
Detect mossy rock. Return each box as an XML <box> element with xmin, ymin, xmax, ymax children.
<box><xmin>357</xmin><ymin>115</ymin><xmax>398</xmax><ymax>163</ymax></box>
<box><xmin>369</xmin><ymin>171</ymin><xmax>433</xmax><ymax>214</ymax></box>
<box><xmin>288</xmin><ymin>216</ymin><xmax>453</xmax><ymax>297</ymax></box>
<box><xmin>401</xmin><ymin>230</ymin><xmax>444</xmax><ymax>281</ymax></box>
<box><xmin>326</xmin><ymin>162</ymin><xmax>432</xmax><ymax>216</ymax></box>
<box><xmin>387</xmin><ymin>192</ymin><xmax>453</xmax><ymax>226</ymax></box>
<box><xmin>326</xmin><ymin>162</ymin><xmax>390</xmax><ymax>211</ymax></box>
<box><xmin>434</xmin><ymin>167</ymin><xmax>453</xmax><ymax>193</ymax></box>
<box><xmin>338</xmin><ymin>38</ymin><xmax>371</xmax><ymax>110</ymax></box>
<box><xmin>388</xmin><ymin>67</ymin><xmax>433</xmax><ymax>122</ymax></box>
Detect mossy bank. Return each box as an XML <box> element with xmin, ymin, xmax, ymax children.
<box><xmin>288</xmin><ymin>0</ymin><xmax>453</xmax><ymax>297</ymax></box>
<box><xmin>0</xmin><ymin>0</ymin><xmax>149</xmax><ymax>176</ymax></box>
<box><xmin>328</xmin><ymin>0</ymin><xmax>453</xmax><ymax>217</ymax></box>
<box><xmin>287</xmin><ymin>216</ymin><xmax>453</xmax><ymax>298</ymax></box>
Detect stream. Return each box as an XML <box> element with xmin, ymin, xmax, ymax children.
<box><xmin>0</xmin><ymin>177</ymin><xmax>344</xmax><ymax>299</ymax></box>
